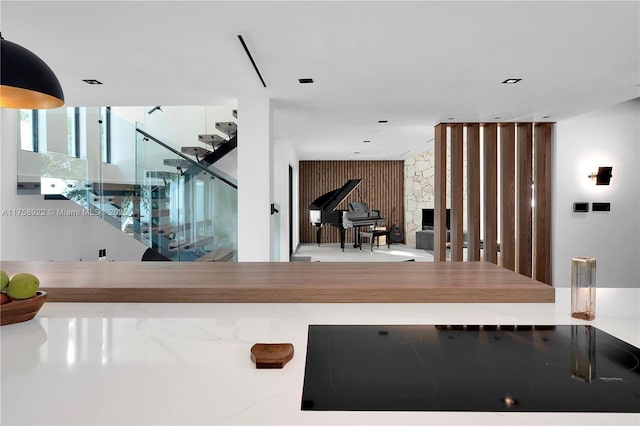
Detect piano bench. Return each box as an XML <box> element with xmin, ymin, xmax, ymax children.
<box><xmin>359</xmin><ymin>230</ymin><xmax>390</xmax><ymax>252</ymax></box>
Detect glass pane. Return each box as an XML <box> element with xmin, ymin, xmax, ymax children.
<box><xmin>67</xmin><ymin>107</ymin><xmax>78</xmax><ymax>157</ymax></box>
<box><xmin>19</xmin><ymin>110</ymin><xmax>34</xmax><ymax>151</ymax></box>
<box><xmin>135</xmin><ymin>124</ymin><xmax>237</xmax><ymax>261</ymax></box>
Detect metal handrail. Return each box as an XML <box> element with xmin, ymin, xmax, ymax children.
<box><xmin>135</xmin><ymin>128</ymin><xmax>237</xmax><ymax>189</ymax></box>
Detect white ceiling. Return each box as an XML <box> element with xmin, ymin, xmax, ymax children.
<box><xmin>2</xmin><ymin>1</ymin><xmax>639</xmax><ymax>160</ymax></box>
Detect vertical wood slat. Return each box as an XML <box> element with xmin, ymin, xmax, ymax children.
<box><xmin>466</xmin><ymin>123</ymin><xmax>481</xmax><ymax>261</ymax></box>
<box><xmin>434</xmin><ymin>124</ymin><xmax>447</xmax><ymax>261</ymax></box>
<box><xmin>517</xmin><ymin>123</ymin><xmax>533</xmax><ymax>277</ymax></box>
<box><xmin>483</xmin><ymin>123</ymin><xmax>498</xmax><ymax>264</ymax></box>
<box><xmin>534</xmin><ymin>123</ymin><xmax>553</xmax><ymax>285</ymax></box>
<box><xmin>450</xmin><ymin>123</ymin><xmax>464</xmax><ymax>261</ymax></box>
<box><xmin>298</xmin><ymin>161</ymin><xmax>404</xmax><ymax>245</ymax></box>
<box><xmin>499</xmin><ymin>123</ymin><xmax>516</xmax><ymax>271</ymax></box>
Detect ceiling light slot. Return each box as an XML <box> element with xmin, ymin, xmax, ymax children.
<box><xmin>237</xmin><ymin>35</ymin><xmax>267</xmax><ymax>88</ymax></box>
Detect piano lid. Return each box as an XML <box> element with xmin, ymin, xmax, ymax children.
<box><xmin>309</xmin><ymin>179</ymin><xmax>362</xmax><ymax>211</ymax></box>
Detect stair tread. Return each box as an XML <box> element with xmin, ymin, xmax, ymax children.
<box><xmin>181</xmin><ymin>146</ymin><xmax>210</xmax><ymax>157</ymax></box>
<box><xmin>163</xmin><ymin>159</ymin><xmax>191</xmax><ymax>168</ymax></box>
<box><xmin>196</xmin><ymin>248</ymin><xmax>235</xmax><ymax>262</ymax></box>
<box><xmin>150</xmin><ymin>209</ymin><xmax>170</xmax><ymax>218</ymax></box>
<box><xmin>169</xmin><ymin>236</ymin><xmax>214</xmax><ymax>251</ymax></box>
<box><xmin>146</xmin><ymin>171</ymin><xmax>177</xmax><ymax>179</ymax></box>
<box><xmin>215</xmin><ymin>122</ymin><xmax>237</xmax><ymax>137</ymax></box>
<box><xmin>198</xmin><ymin>134</ymin><xmax>227</xmax><ymax>148</ymax></box>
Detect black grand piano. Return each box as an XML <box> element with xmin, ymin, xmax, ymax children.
<box><xmin>309</xmin><ymin>179</ymin><xmax>385</xmax><ymax>250</ymax></box>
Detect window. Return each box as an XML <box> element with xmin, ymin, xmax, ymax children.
<box><xmin>67</xmin><ymin>107</ymin><xmax>80</xmax><ymax>158</ymax></box>
<box><xmin>101</xmin><ymin>106</ymin><xmax>112</xmax><ymax>163</ymax></box>
<box><xmin>18</xmin><ymin>110</ymin><xmax>39</xmax><ymax>152</ymax></box>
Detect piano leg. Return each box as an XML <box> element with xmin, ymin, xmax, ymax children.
<box><xmin>315</xmin><ymin>225</ymin><xmax>322</xmax><ymax>246</ymax></box>
<box><xmin>339</xmin><ymin>227</ymin><xmax>346</xmax><ymax>251</ymax></box>
<box><xmin>353</xmin><ymin>227</ymin><xmax>361</xmax><ymax>248</ymax></box>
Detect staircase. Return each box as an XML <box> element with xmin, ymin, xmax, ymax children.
<box><xmin>39</xmin><ymin>112</ymin><xmax>239</xmax><ymax>262</ymax></box>
<box><xmin>133</xmin><ymin>121</ymin><xmax>238</xmax><ymax>261</ymax></box>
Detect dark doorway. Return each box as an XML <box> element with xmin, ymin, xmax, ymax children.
<box><xmin>289</xmin><ymin>164</ymin><xmax>293</xmax><ymax>257</ymax></box>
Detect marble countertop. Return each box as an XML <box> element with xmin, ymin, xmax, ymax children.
<box><xmin>1</xmin><ymin>288</ymin><xmax>638</xmax><ymax>425</ymax></box>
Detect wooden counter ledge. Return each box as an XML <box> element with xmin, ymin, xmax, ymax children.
<box><xmin>0</xmin><ymin>261</ymin><xmax>555</xmax><ymax>303</ymax></box>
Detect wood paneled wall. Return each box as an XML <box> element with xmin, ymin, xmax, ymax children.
<box><xmin>434</xmin><ymin>122</ymin><xmax>554</xmax><ymax>285</ymax></box>
<box><xmin>299</xmin><ymin>161</ymin><xmax>404</xmax><ymax>244</ymax></box>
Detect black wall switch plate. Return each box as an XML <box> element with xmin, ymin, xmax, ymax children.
<box><xmin>573</xmin><ymin>202</ymin><xmax>589</xmax><ymax>212</ymax></box>
<box><xmin>592</xmin><ymin>202</ymin><xmax>611</xmax><ymax>212</ymax></box>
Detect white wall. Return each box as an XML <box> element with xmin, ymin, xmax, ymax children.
<box><xmin>135</xmin><ymin>106</ymin><xmax>237</xmax><ymax>178</ymax></box>
<box><xmin>1</xmin><ymin>109</ymin><xmax>148</xmax><ymax>262</ymax></box>
<box><xmin>237</xmin><ymin>98</ymin><xmax>273</xmax><ymax>261</ymax></box>
<box><xmin>553</xmin><ymin>98</ymin><xmax>640</xmax><ymax>288</ymax></box>
<box><xmin>274</xmin><ymin>139</ymin><xmax>299</xmax><ymax>261</ymax></box>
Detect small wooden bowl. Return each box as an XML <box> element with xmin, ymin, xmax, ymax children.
<box><xmin>0</xmin><ymin>291</ymin><xmax>47</xmax><ymax>326</ymax></box>
<box><xmin>251</xmin><ymin>343</ymin><xmax>294</xmax><ymax>369</ymax></box>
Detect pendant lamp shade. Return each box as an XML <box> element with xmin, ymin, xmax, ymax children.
<box><xmin>0</xmin><ymin>35</ymin><xmax>65</xmax><ymax>109</ymax></box>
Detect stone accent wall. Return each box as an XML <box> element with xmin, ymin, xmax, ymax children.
<box><xmin>405</xmin><ymin>145</ymin><xmax>459</xmax><ymax>248</ymax></box>
<box><xmin>404</xmin><ymin>148</ymin><xmax>435</xmax><ymax>247</ymax></box>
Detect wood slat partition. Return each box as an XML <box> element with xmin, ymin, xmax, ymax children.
<box><xmin>434</xmin><ymin>124</ymin><xmax>447</xmax><ymax>261</ymax></box>
<box><xmin>466</xmin><ymin>123</ymin><xmax>481</xmax><ymax>261</ymax></box>
<box><xmin>483</xmin><ymin>123</ymin><xmax>498</xmax><ymax>264</ymax></box>
<box><xmin>299</xmin><ymin>161</ymin><xmax>404</xmax><ymax>244</ymax></box>
<box><xmin>432</xmin><ymin>122</ymin><xmax>552</xmax><ymax>283</ymax></box>
<box><xmin>534</xmin><ymin>123</ymin><xmax>553</xmax><ymax>285</ymax></box>
<box><xmin>517</xmin><ymin>123</ymin><xmax>533</xmax><ymax>277</ymax></box>
<box><xmin>500</xmin><ymin>123</ymin><xmax>516</xmax><ymax>271</ymax></box>
<box><xmin>450</xmin><ymin>123</ymin><xmax>464</xmax><ymax>261</ymax></box>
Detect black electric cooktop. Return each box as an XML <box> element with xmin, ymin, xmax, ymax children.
<box><xmin>301</xmin><ymin>325</ymin><xmax>640</xmax><ymax>412</ymax></box>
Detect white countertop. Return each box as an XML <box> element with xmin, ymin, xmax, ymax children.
<box><xmin>1</xmin><ymin>288</ymin><xmax>639</xmax><ymax>425</ymax></box>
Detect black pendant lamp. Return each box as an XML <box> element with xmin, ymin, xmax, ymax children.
<box><xmin>0</xmin><ymin>33</ymin><xmax>65</xmax><ymax>109</ymax></box>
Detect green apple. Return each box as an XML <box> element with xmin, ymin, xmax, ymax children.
<box><xmin>0</xmin><ymin>270</ymin><xmax>9</xmax><ymax>291</ymax></box>
<box><xmin>6</xmin><ymin>273</ymin><xmax>40</xmax><ymax>300</ymax></box>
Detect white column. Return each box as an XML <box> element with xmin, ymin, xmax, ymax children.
<box><xmin>237</xmin><ymin>98</ymin><xmax>273</xmax><ymax>261</ymax></box>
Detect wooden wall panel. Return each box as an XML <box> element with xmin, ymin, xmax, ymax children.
<box><xmin>450</xmin><ymin>123</ymin><xmax>464</xmax><ymax>261</ymax></box>
<box><xmin>517</xmin><ymin>123</ymin><xmax>533</xmax><ymax>277</ymax></box>
<box><xmin>434</xmin><ymin>124</ymin><xmax>448</xmax><ymax>261</ymax></box>
<box><xmin>298</xmin><ymin>161</ymin><xmax>404</xmax><ymax>245</ymax></box>
<box><xmin>483</xmin><ymin>123</ymin><xmax>498</xmax><ymax>264</ymax></box>
<box><xmin>466</xmin><ymin>123</ymin><xmax>481</xmax><ymax>261</ymax></box>
<box><xmin>534</xmin><ymin>123</ymin><xmax>553</xmax><ymax>285</ymax></box>
<box><xmin>500</xmin><ymin>123</ymin><xmax>516</xmax><ymax>271</ymax></box>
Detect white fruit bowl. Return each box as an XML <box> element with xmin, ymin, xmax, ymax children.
<box><xmin>0</xmin><ymin>291</ymin><xmax>47</xmax><ymax>326</ymax></box>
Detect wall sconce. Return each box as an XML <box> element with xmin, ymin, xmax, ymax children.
<box><xmin>0</xmin><ymin>33</ymin><xmax>65</xmax><ymax>109</ymax></box>
<box><xmin>588</xmin><ymin>166</ymin><xmax>612</xmax><ymax>185</ymax></box>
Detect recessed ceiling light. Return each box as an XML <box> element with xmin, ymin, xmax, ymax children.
<box><xmin>378</xmin><ymin>120</ymin><xmax>388</xmax><ymax>123</ymax></box>
<box><xmin>82</xmin><ymin>79</ymin><xmax>103</xmax><ymax>85</ymax></box>
<box><xmin>448</xmin><ymin>117</ymin><xmax>455</xmax><ymax>120</ymax></box>
<box><xmin>298</xmin><ymin>78</ymin><xmax>314</xmax><ymax>84</ymax></box>
<box><xmin>354</xmin><ymin>151</ymin><xmax>360</xmax><ymax>154</ymax></box>
<box><xmin>494</xmin><ymin>116</ymin><xmax>502</xmax><ymax>120</ymax></box>
<box><xmin>363</xmin><ymin>140</ymin><xmax>371</xmax><ymax>143</ymax></box>
<box><xmin>502</xmin><ymin>78</ymin><xmax>522</xmax><ymax>84</ymax></box>
<box><xmin>542</xmin><ymin>115</ymin><xmax>551</xmax><ymax>119</ymax></box>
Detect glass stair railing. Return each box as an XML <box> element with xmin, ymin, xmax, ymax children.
<box><xmin>33</xmin><ymin>106</ymin><xmax>238</xmax><ymax>262</ymax></box>
<box><xmin>135</xmin><ymin>127</ymin><xmax>238</xmax><ymax>261</ymax></box>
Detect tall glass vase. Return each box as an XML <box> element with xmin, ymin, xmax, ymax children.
<box><xmin>571</xmin><ymin>257</ymin><xmax>596</xmax><ymax>320</ymax></box>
